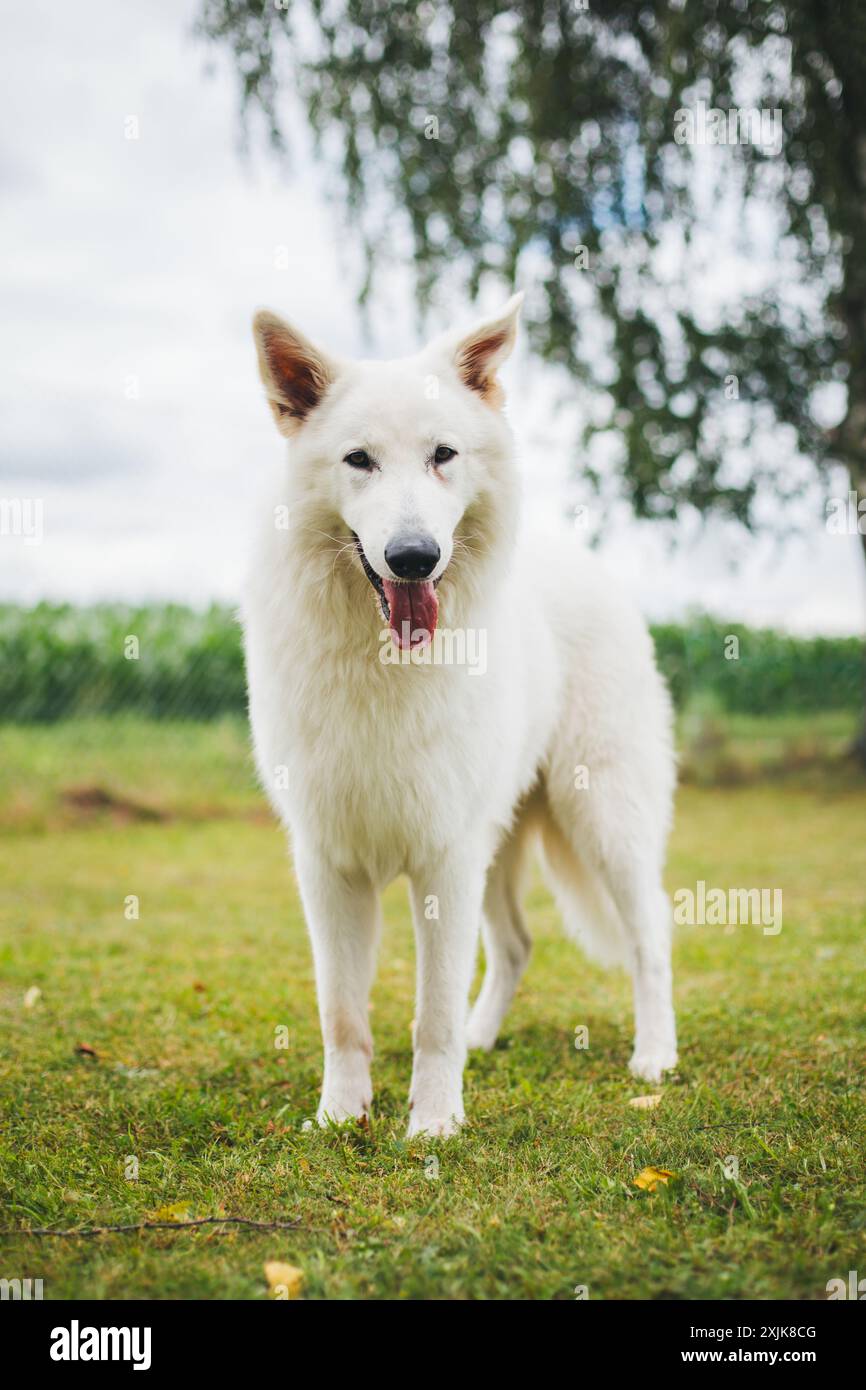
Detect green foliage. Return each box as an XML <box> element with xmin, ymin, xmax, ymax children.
<box><xmin>196</xmin><ymin>0</ymin><xmax>866</xmax><ymax>528</ymax></box>
<box><xmin>653</xmin><ymin>617</ymin><xmax>863</xmax><ymax>715</ymax></box>
<box><xmin>0</xmin><ymin>603</ymin><xmax>246</xmax><ymax>722</ymax></box>
<box><xmin>0</xmin><ymin>603</ymin><xmax>861</xmax><ymax>722</ymax></box>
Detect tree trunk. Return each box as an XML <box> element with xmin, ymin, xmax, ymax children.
<box><xmin>851</xmin><ymin>474</ymin><xmax>866</xmax><ymax>765</ymax></box>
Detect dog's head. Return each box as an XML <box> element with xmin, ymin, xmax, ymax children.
<box><xmin>252</xmin><ymin>295</ymin><xmax>523</xmax><ymax>649</ymax></box>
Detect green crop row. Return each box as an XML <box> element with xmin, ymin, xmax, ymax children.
<box><xmin>0</xmin><ymin>603</ymin><xmax>861</xmax><ymax>721</ymax></box>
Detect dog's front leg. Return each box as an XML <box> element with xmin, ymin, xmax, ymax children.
<box><xmin>293</xmin><ymin>846</ymin><xmax>379</xmax><ymax>1125</ymax></box>
<box><xmin>407</xmin><ymin>850</ymin><xmax>486</xmax><ymax>1138</ymax></box>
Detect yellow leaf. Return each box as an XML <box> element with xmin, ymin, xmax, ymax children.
<box><xmin>628</xmin><ymin>1094</ymin><xmax>662</xmax><ymax>1111</ymax></box>
<box><xmin>149</xmin><ymin>1201</ymin><xmax>192</xmax><ymax>1223</ymax></box>
<box><xmin>634</xmin><ymin>1166</ymin><xmax>676</xmax><ymax>1192</ymax></box>
<box><xmin>264</xmin><ymin>1261</ymin><xmax>304</xmax><ymax>1299</ymax></box>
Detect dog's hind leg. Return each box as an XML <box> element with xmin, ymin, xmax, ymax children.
<box><xmin>466</xmin><ymin>820</ymin><xmax>533</xmax><ymax>1052</ymax></box>
<box><xmin>543</xmin><ymin>767</ymin><xmax>677</xmax><ymax>1083</ymax></box>
<box><xmin>603</xmin><ymin>864</ymin><xmax>676</xmax><ymax>1083</ymax></box>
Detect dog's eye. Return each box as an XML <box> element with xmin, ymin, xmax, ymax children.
<box><xmin>344</xmin><ymin>449</ymin><xmax>374</xmax><ymax>470</ymax></box>
<box><xmin>433</xmin><ymin>445</ymin><xmax>457</xmax><ymax>465</ymax></box>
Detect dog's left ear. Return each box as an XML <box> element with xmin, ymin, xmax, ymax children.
<box><xmin>450</xmin><ymin>292</ymin><xmax>523</xmax><ymax>408</ymax></box>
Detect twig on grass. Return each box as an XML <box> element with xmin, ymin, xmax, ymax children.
<box><xmin>0</xmin><ymin>1215</ymin><xmax>302</xmax><ymax>1239</ymax></box>
<box><xmin>691</xmin><ymin>1121</ymin><xmax>773</xmax><ymax>1131</ymax></box>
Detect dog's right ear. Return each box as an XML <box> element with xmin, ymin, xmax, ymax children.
<box><xmin>252</xmin><ymin>310</ymin><xmax>338</xmax><ymax>436</ymax></box>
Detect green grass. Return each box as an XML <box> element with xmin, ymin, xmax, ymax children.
<box><xmin>0</xmin><ymin>709</ymin><xmax>859</xmax><ymax>836</ymax></box>
<box><xmin>0</xmin><ymin>718</ymin><xmax>864</xmax><ymax>1299</ymax></box>
<box><xmin>677</xmin><ymin>704</ymin><xmax>862</xmax><ymax>786</ymax></box>
<box><xmin>0</xmin><ymin>717</ymin><xmax>263</xmax><ymax>834</ymax></box>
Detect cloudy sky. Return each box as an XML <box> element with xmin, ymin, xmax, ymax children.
<box><xmin>1</xmin><ymin>0</ymin><xmax>864</xmax><ymax>635</ymax></box>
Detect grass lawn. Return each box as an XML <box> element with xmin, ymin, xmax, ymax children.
<box><xmin>0</xmin><ymin>718</ymin><xmax>864</xmax><ymax>1300</ymax></box>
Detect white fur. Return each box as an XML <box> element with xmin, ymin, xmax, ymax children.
<box><xmin>242</xmin><ymin>296</ymin><xmax>677</xmax><ymax>1138</ymax></box>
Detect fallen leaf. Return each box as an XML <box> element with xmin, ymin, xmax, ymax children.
<box><xmin>23</xmin><ymin>986</ymin><xmax>42</xmax><ymax>1009</ymax></box>
<box><xmin>634</xmin><ymin>1165</ymin><xmax>676</xmax><ymax>1192</ymax></box>
<box><xmin>264</xmin><ymin>1261</ymin><xmax>304</xmax><ymax>1299</ymax></box>
<box><xmin>629</xmin><ymin>1094</ymin><xmax>662</xmax><ymax>1111</ymax></box>
<box><xmin>149</xmin><ymin>1201</ymin><xmax>192</xmax><ymax>1223</ymax></box>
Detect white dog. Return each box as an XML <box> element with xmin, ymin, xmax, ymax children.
<box><xmin>242</xmin><ymin>294</ymin><xmax>677</xmax><ymax>1138</ymax></box>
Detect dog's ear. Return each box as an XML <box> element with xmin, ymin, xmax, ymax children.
<box><xmin>450</xmin><ymin>292</ymin><xmax>523</xmax><ymax>408</ymax></box>
<box><xmin>252</xmin><ymin>310</ymin><xmax>338</xmax><ymax>436</ymax></box>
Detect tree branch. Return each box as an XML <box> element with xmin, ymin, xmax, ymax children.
<box><xmin>0</xmin><ymin>1216</ymin><xmax>303</xmax><ymax>1239</ymax></box>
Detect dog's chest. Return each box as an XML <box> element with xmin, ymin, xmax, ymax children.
<box><xmin>271</xmin><ymin>654</ymin><xmax>497</xmax><ymax>876</ymax></box>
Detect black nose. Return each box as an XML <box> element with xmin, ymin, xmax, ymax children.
<box><xmin>384</xmin><ymin>532</ymin><xmax>441</xmax><ymax>580</ymax></box>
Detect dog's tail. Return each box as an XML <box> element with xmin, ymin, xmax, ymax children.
<box><xmin>537</xmin><ymin>814</ymin><xmax>629</xmax><ymax>968</ymax></box>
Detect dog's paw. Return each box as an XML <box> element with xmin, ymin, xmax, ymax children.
<box><xmin>316</xmin><ymin>1104</ymin><xmax>370</xmax><ymax>1128</ymax></box>
<box><xmin>317</xmin><ymin>1053</ymin><xmax>372</xmax><ymax>1126</ymax></box>
<box><xmin>408</xmin><ymin>1053</ymin><xmax>464</xmax><ymax>1138</ymax></box>
<box><xmin>406</xmin><ymin>1108</ymin><xmax>463</xmax><ymax>1140</ymax></box>
<box><xmin>628</xmin><ymin>1046</ymin><xmax>678</xmax><ymax>1084</ymax></box>
<box><xmin>316</xmin><ymin>1087</ymin><xmax>372</xmax><ymax>1128</ymax></box>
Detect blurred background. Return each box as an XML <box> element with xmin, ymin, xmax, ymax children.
<box><xmin>2</xmin><ymin>0</ymin><xmax>865</xmax><ymax>784</ymax></box>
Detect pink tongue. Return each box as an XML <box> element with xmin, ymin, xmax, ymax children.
<box><xmin>382</xmin><ymin>580</ymin><xmax>439</xmax><ymax>650</ymax></box>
